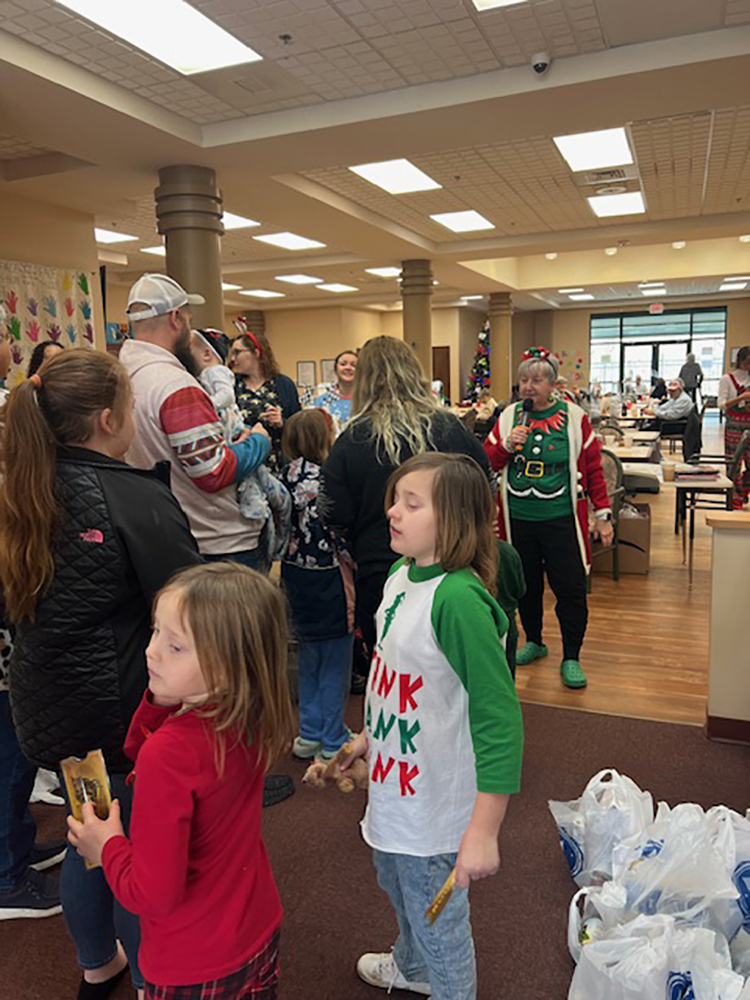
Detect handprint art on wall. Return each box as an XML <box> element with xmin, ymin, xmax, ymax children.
<box><xmin>44</xmin><ymin>296</ymin><xmax>58</xmax><ymax>319</ymax></box>
<box><xmin>26</xmin><ymin>321</ymin><xmax>40</xmax><ymax>343</ymax></box>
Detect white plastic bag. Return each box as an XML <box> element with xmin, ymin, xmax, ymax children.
<box><xmin>569</xmin><ymin>916</ymin><xmax>744</xmax><ymax>1000</ymax></box>
<box><xmin>550</xmin><ymin>770</ymin><xmax>654</xmax><ymax>887</ymax></box>
<box><xmin>599</xmin><ymin>804</ymin><xmax>739</xmax><ymax>931</ymax></box>
<box><xmin>568</xmin><ymin>886</ymin><xmax>606</xmax><ymax>963</ymax></box>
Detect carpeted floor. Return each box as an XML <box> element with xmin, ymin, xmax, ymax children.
<box><xmin>3</xmin><ymin>702</ymin><xmax>748</xmax><ymax>1000</ymax></box>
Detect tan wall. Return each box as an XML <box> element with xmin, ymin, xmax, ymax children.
<box><xmin>105</xmin><ymin>281</ymin><xmax>131</xmax><ymax>326</ymax></box>
<box><xmin>0</xmin><ymin>190</ymin><xmax>104</xmax><ymax>350</ymax></box>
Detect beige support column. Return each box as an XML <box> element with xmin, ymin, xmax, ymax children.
<box><xmin>489</xmin><ymin>292</ymin><xmax>513</xmax><ymax>402</ymax></box>
<box><xmin>155</xmin><ymin>165</ymin><xmax>225</xmax><ymax>331</ymax></box>
<box><xmin>400</xmin><ymin>260</ymin><xmax>433</xmax><ymax>378</ymax></box>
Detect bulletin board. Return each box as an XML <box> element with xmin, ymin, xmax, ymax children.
<box><xmin>0</xmin><ymin>259</ymin><xmax>96</xmax><ymax>388</ymax></box>
<box><xmin>558</xmin><ymin>347</ymin><xmax>586</xmax><ymax>384</ymax></box>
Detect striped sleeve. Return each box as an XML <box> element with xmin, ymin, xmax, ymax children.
<box><xmin>159</xmin><ymin>386</ymin><xmax>238</xmax><ymax>494</ymax></box>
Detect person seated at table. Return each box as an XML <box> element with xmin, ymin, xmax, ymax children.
<box><xmin>650</xmin><ymin>377</ymin><xmax>668</xmax><ymax>402</ymax></box>
<box><xmin>650</xmin><ymin>378</ymin><xmax>694</xmax><ymax>421</ymax></box>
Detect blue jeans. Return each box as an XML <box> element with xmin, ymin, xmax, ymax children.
<box><xmin>0</xmin><ymin>692</ymin><xmax>37</xmax><ymax>891</ymax></box>
<box><xmin>298</xmin><ymin>635</ymin><xmax>353</xmax><ymax>753</ymax></box>
<box><xmin>204</xmin><ymin>548</ymin><xmax>270</xmax><ymax>575</ymax></box>
<box><xmin>61</xmin><ymin>773</ymin><xmax>143</xmax><ymax>990</ymax></box>
<box><xmin>373</xmin><ymin>850</ymin><xmax>476</xmax><ymax>1000</ymax></box>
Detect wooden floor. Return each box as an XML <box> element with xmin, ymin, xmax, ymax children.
<box><xmin>516</xmin><ymin>421</ymin><xmax>724</xmax><ymax>728</ymax></box>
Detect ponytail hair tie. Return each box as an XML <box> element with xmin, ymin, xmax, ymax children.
<box><xmin>30</xmin><ymin>373</ymin><xmax>42</xmax><ymax>390</ymax></box>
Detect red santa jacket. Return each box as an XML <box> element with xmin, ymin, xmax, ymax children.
<box><xmin>484</xmin><ymin>401</ymin><xmax>611</xmax><ymax>571</ymax></box>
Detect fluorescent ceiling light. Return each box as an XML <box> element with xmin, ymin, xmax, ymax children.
<box><xmin>140</xmin><ymin>245</ymin><xmax>166</xmax><ymax>256</ymax></box>
<box><xmin>672</xmin><ymin>241</ymin><xmax>687</xmax><ymax>249</ymax></box>
<box><xmin>240</xmin><ymin>289</ymin><xmax>285</xmax><ymax>299</ymax></box>
<box><xmin>316</xmin><ymin>283</ymin><xmax>358</xmax><ymax>293</ymax></box>
<box><xmin>604</xmin><ymin>247</ymin><xmax>618</xmax><ymax>256</ymax></box>
<box><xmin>545</xmin><ymin>252</ymin><xmax>558</xmax><ymax>260</ymax></box>
<box><xmin>569</xmin><ymin>294</ymin><xmax>595</xmax><ymax>301</ymax></box>
<box><xmin>559</xmin><ymin>287</ymin><xmax>584</xmax><ymax>294</ymax></box>
<box><xmin>638</xmin><ymin>281</ymin><xmax>665</xmax><ymax>289</ymax></box>
<box><xmin>223</xmin><ymin>211</ymin><xmax>260</xmax><ymax>230</ymax></box>
<box><xmin>55</xmin><ymin>0</ymin><xmax>261</xmax><ymax>75</ymax></box>
<box><xmin>349</xmin><ymin>159</ymin><xmax>441</xmax><ymax>194</ymax></box>
<box><xmin>588</xmin><ymin>191</ymin><xmax>646</xmax><ymax>218</ymax></box>
<box><xmin>430</xmin><ymin>211</ymin><xmax>494</xmax><ymax>233</ymax></box>
<box><xmin>95</xmin><ymin>227</ymin><xmax>137</xmax><ymax>243</ymax></box>
<box><xmin>461</xmin><ymin>295</ymin><xmax>484</xmax><ymax>301</ymax></box>
<box><xmin>553</xmin><ymin>128</ymin><xmax>633</xmax><ymax>173</ymax></box>
<box><xmin>724</xmin><ymin>276</ymin><xmax>750</xmax><ymax>282</ymax></box>
<box><xmin>472</xmin><ymin>0</ymin><xmax>525</xmax><ymax>8</ymax></box>
<box><xmin>365</xmin><ymin>267</ymin><xmax>402</xmax><ymax>278</ymax></box>
<box><xmin>253</xmin><ymin>232</ymin><xmax>325</xmax><ymax>251</ymax></box>
<box><xmin>720</xmin><ymin>282</ymin><xmax>747</xmax><ymax>292</ymax></box>
<box><xmin>221</xmin><ymin>283</ymin><xmax>241</xmax><ymax>291</ymax></box>
<box><xmin>641</xmin><ymin>289</ymin><xmax>666</xmax><ymax>296</ymax></box>
<box><xmin>274</xmin><ymin>274</ymin><xmax>323</xmax><ymax>285</ymax></box>
<box><xmin>739</xmin><ymin>235</ymin><xmax>750</xmax><ymax>243</ymax></box>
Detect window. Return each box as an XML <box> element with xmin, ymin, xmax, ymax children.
<box><xmin>589</xmin><ymin>308</ymin><xmax>726</xmax><ymax>398</ymax></box>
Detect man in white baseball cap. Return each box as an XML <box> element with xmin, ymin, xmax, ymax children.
<box><xmin>119</xmin><ymin>273</ymin><xmax>272</xmax><ymax>565</ymax></box>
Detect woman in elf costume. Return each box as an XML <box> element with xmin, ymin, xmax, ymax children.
<box><xmin>718</xmin><ymin>345</ymin><xmax>750</xmax><ymax>509</ymax></box>
<box><xmin>484</xmin><ymin>347</ymin><xmax>613</xmax><ymax>690</ymax></box>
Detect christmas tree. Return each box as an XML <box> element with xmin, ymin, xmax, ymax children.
<box><xmin>464</xmin><ymin>320</ymin><xmax>490</xmax><ymax>403</ymax></box>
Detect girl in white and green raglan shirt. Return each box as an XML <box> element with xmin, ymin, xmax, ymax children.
<box><xmin>341</xmin><ymin>453</ymin><xmax>524</xmax><ymax>1000</ymax></box>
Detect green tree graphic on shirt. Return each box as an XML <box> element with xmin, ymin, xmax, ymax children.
<box><xmin>378</xmin><ymin>592</ymin><xmax>405</xmax><ymax>649</ymax></box>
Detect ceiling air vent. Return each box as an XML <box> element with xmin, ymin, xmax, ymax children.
<box><xmin>585</xmin><ymin>168</ymin><xmax>629</xmax><ymax>184</ymax></box>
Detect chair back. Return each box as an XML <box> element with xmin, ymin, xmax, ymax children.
<box><xmin>599</xmin><ymin>448</ymin><xmax>624</xmax><ymax>502</ymax></box>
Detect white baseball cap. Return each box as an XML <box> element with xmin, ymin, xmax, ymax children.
<box><xmin>127</xmin><ymin>273</ymin><xmax>205</xmax><ymax>321</ymax></box>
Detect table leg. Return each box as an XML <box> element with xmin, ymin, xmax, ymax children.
<box><xmin>688</xmin><ymin>492</ymin><xmax>696</xmax><ymax>589</ymax></box>
<box><xmin>674</xmin><ymin>488</ymin><xmax>681</xmax><ymax>535</ymax></box>
<box><xmin>681</xmin><ymin>493</ymin><xmax>687</xmax><ymax>565</ymax></box>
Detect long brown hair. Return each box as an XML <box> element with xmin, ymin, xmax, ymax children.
<box><xmin>157</xmin><ymin>563</ymin><xmax>294</xmax><ymax>774</ymax></box>
<box><xmin>384</xmin><ymin>453</ymin><xmax>498</xmax><ymax>595</ymax></box>
<box><xmin>350</xmin><ymin>336</ymin><xmax>439</xmax><ymax>465</ymax></box>
<box><xmin>236</xmin><ymin>331</ymin><xmax>280</xmax><ymax>381</ymax></box>
<box><xmin>0</xmin><ymin>349</ymin><xmax>131</xmax><ymax>622</ymax></box>
<box><xmin>282</xmin><ymin>409</ymin><xmax>333</xmax><ymax>465</ymax></box>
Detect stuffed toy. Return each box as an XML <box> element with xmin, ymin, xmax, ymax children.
<box><xmin>302</xmin><ymin>741</ymin><xmax>368</xmax><ymax>794</ymax></box>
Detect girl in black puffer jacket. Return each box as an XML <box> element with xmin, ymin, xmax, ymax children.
<box><xmin>0</xmin><ymin>349</ymin><xmax>200</xmax><ymax>1000</ymax></box>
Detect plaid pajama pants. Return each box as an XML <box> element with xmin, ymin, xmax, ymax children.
<box><xmin>144</xmin><ymin>929</ymin><xmax>280</xmax><ymax>1000</ymax></box>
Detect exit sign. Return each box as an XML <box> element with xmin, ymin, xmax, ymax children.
<box><xmin>649</xmin><ymin>303</ymin><xmax>665</xmax><ymax>315</ymax></box>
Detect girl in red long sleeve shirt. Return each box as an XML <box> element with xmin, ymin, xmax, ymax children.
<box><xmin>68</xmin><ymin>563</ymin><xmax>295</xmax><ymax>999</ymax></box>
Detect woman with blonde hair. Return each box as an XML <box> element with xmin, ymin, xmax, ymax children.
<box><xmin>0</xmin><ymin>349</ymin><xmax>200</xmax><ymax>996</ymax></box>
<box><xmin>321</xmin><ymin>336</ymin><xmax>491</xmax><ymax>690</ymax></box>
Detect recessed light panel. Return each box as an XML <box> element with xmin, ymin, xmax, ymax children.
<box><xmin>588</xmin><ymin>192</ymin><xmax>646</xmax><ymax>217</ymax></box>
<box><xmin>223</xmin><ymin>212</ymin><xmax>260</xmax><ymax>230</ymax></box>
<box><xmin>725</xmin><ymin>276</ymin><xmax>750</xmax><ymax>282</ymax></box>
<box><xmin>430</xmin><ymin>211</ymin><xmax>494</xmax><ymax>233</ymax></box>
<box><xmin>638</xmin><ymin>282</ymin><xmax>665</xmax><ymax>289</ymax></box>
<box><xmin>559</xmin><ymin>287</ymin><xmax>584</xmax><ymax>294</ymax></box>
<box><xmin>274</xmin><ymin>275</ymin><xmax>323</xmax><ymax>285</ymax></box>
<box><xmin>55</xmin><ymin>0</ymin><xmax>262</xmax><ymax>75</ymax></box>
<box><xmin>253</xmin><ymin>233</ymin><xmax>325</xmax><ymax>251</ymax></box>
<box><xmin>569</xmin><ymin>294</ymin><xmax>595</xmax><ymax>301</ymax></box>
<box><xmin>221</xmin><ymin>283</ymin><xmax>241</xmax><ymax>291</ymax></box>
<box><xmin>472</xmin><ymin>0</ymin><xmax>524</xmax><ymax>8</ymax></box>
<box><xmin>365</xmin><ymin>267</ymin><xmax>402</xmax><ymax>278</ymax></box>
<box><xmin>95</xmin><ymin>228</ymin><xmax>137</xmax><ymax>243</ymax></box>
<box><xmin>316</xmin><ymin>284</ymin><xmax>358</xmax><ymax>293</ymax></box>
<box><xmin>349</xmin><ymin>159</ymin><xmax>441</xmax><ymax>194</ymax></box>
<box><xmin>240</xmin><ymin>289</ymin><xmax>285</xmax><ymax>299</ymax></box>
<box><xmin>554</xmin><ymin>128</ymin><xmax>633</xmax><ymax>173</ymax></box>
<box><xmin>461</xmin><ymin>295</ymin><xmax>484</xmax><ymax>301</ymax></box>
<box><xmin>720</xmin><ymin>282</ymin><xmax>747</xmax><ymax>292</ymax></box>
<box><xmin>140</xmin><ymin>246</ymin><xmax>166</xmax><ymax>256</ymax></box>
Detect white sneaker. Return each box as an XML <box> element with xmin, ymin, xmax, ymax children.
<box><xmin>292</xmin><ymin>736</ymin><xmax>321</xmax><ymax>760</ymax></box>
<box><xmin>356</xmin><ymin>952</ymin><xmax>431</xmax><ymax>995</ymax></box>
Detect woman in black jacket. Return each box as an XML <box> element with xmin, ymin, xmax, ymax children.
<box><xmin>320</xmin><ymin>336</ymin><xmax>492</xmax><ymax>690</ymax></box>
<box><xmin>228</xmin><ymin>322</ymin><xmax>301</xmax><ymax>473</ymax></box>
<box><xmin>0</xmin><ymin>349</ymin><xmax>200</xmax><ymax>1000</ymax></box>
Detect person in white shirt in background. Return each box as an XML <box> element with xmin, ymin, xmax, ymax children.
<box><xmin>718</xmin><ymin>345</ymin><xmax>750</xmax><ymax>508</ymax></box>
<box><xmin>653</xmin><ymin>378</ymin><xmax>695</xmax><ymax>421</ymax></box>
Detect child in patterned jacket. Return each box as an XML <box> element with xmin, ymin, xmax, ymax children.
<box><xmin>340</xmin><ymin>452</ymin><xmax>524</xmax><ymax>1000</ymax></box>
<box><xmin>191</xmin><ymin>330</ymin><xmax>290</xmax><ymax>566</ymax></box>
<box><xmin>279</xmin><ymin>410</ymin><xmax>355</xmax><ymax>763</ymax></box>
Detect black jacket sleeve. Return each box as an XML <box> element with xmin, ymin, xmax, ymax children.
<box><xmin>319</xmin><ymin>429</ymin><xmax>355</xmax><ymax>533</ymax></box>
<box><xmin>104</xmin><ymin>470</ymin><xmax>203</xmax><ymax>605</ymax></box>
<box><xmin>275</xmin><ymin>374</ymin><xmax>302</xmax><ymax>421</ymax></box>
<box><xmin>438</xmin><ymin>413</ymin><xmax>494</xmax><ymax>484</ymax></box>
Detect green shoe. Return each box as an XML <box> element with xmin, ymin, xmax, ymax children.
<box><xmin>516</xmin><ymin>642</ymin><xmax>549</xmax><ymax>667</ymax></box>
<box><xmin>561</xmin><ymin>659</ymin><xmax>588</xmax><ymax>689</ymax></box>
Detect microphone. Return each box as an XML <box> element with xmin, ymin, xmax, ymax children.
<box><xmin>514</xmin><ymin>398</ymin><xmax>534</xmax><ymax>452</ymax></box>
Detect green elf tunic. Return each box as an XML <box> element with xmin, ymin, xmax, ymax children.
<box><xmin>507</xmin><ymin>400</ymin><xmax>573</xmax><ymax>522</ymax></box>
<box><xmin>361</xmin><ymin>559</ymin><xmax>524</xmax><ymax>857</ymax></box>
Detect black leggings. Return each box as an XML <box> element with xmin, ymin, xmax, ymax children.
<box><xmin>510</xmin><ymin>515</ymin><xmax>588</xmax><ymax>661</ymax></box>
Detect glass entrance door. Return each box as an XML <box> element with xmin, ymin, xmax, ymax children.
<box><xmin>622</xmin><ymin>343</ymin><xmax>652</xmax><ymax>393</ymax></box>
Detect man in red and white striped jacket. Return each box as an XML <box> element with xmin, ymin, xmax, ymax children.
<box><xmin>121</xmin><ymin>275</ymin><xmax>271</xmax><ymax>565</ymax></box>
